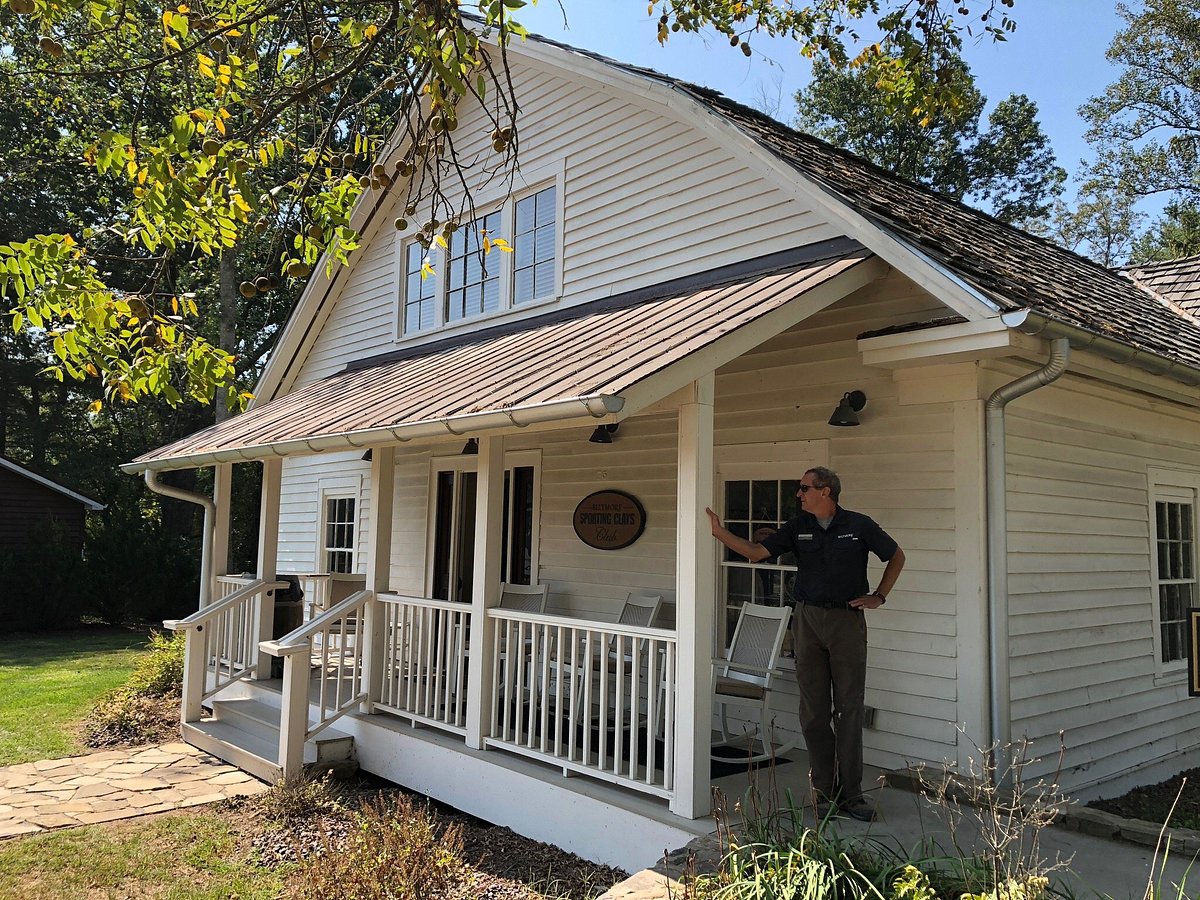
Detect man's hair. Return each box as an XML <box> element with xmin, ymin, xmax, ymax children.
<box><xmin>805</xmin><ymin>466</ymin><xmax>841</xmax><ymax>503</ymax></box>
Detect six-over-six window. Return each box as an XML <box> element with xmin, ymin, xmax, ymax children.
<box><xmin>400</xmin><ymin>184</ymin><xmax>558</xmax><ymax>336</ymax></box>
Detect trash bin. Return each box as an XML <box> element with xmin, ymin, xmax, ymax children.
<box><xmin>270</xmin><ymin>576</ymin><xmax>305</xmax><ymax>678</ymax></box>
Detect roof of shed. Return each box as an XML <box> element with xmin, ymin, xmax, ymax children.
<box><xmin>0</xmin><ymin>456</ymin><xmax>104</xmax><ymax>510</ymax></box>
<box><xmin>130</xmin><ymin>243</ymin><xmax>874</xmax><ymax>470</ymax></box>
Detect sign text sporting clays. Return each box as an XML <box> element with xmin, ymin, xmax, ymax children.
<box><xmin>573</xmin><ymin>490</ymin><xmax>647</xmax><ymax>551</ymax></box>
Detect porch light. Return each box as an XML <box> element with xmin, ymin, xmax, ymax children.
<box><xmin>461</xmin><ymin>437</ymin><xmax>478</xmax><ymax>455</ymax></box>
<box><xmin>589</xmin><ymin>423</ymin><xmax>619</xmax><ymax>444</ymax></box>
<box><xmin>828</xmin><ymin>390</ymin><xmax>867</xmax><ymax>427</ymax></box>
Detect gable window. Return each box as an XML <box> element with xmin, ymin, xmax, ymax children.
<box><xmin>397</xmin><ymin>174</ymin><xmax>562</xmax><ymax>338</ymax></box>
<box><xmin>323</xmin><ymin>496</ymin><xmax>356</xmax><ymax>574</ymax></box>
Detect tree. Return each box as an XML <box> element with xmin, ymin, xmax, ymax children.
<box><xmin>0</xmin><ymin>1</ymin><xmax>1019</xmax><ymax>408</ymax></box>
<box><xmin>1076</xmin><ymin>0</ymin><xmax>1200</xmax><ymax>265</ymax></box>
<box><xmin>794</xmin><ymin>37</ymin><xmax>1065</xmax><ymax>227</ymax></box>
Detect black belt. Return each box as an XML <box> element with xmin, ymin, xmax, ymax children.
<box><xmin>801</xmin><ymin>600</ymin><xmax>852</xmax><ymax>609</ymax></box>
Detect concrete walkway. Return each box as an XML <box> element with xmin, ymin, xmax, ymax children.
<box><xmin>0</xmin><ymin>742</ymin><xmax>268</xmax><ymax>838</ymax></box>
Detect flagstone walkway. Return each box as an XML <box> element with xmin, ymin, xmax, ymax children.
<box><xmin>0</xmin><ymin>742</ymin><xmax>268</xmax><ymax>838</ymax></box>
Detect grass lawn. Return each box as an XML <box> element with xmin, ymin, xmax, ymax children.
<box><xmin>0</xmin><ymin>807</ymin><xmax>285</xmax><ymax>900</ymax></box>
<box><xmin>0</xmin><ymin>627</ymin><xmax>152</xmax><ymax>766</ymax></box>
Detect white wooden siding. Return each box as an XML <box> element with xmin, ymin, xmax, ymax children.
<box><xmin>999</xmin><ymin>360</ymin><xmax>1200</xmax><ymax>796</ymax></box>
<box><xmin>286</xmin><ymin>57</ymin><xmax>840</xmax><ymax>389</ymax></box>
<box><xmin>277</xmin><ymin>452</ymin><xmax>371</xmax><ymax>575</ymax></box>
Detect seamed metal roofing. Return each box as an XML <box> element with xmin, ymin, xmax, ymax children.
<box><xmin>129</xmin><ymin>242</ymin><xmax>874</xmax><ymax>471</ymax></box>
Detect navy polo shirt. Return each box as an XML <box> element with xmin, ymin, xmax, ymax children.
<box><xmin>759</xmin><ymin>507</ymin><xmax>898</xmax><ymax>608</ymax></box>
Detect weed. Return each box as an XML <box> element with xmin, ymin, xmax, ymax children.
<box><xmin>258</xmin><ymin>770</ymin><xmax>348</xmax><ymax>825</ymax></box>
<box><xmin>81</xmin><ymin>630</ymin><xmax>185</xmax><ymax>748</ymax></box>
<box><xmin>288</xmin><ymin>792</ymin><xmax>470</xmax><ymax>900</ymax></box>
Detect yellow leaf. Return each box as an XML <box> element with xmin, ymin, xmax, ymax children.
<box><xmin>161</xmin><ymin>9</ymin><xmax>173</xmax><ymax>31</ymax></box>
<box><xmin>364</xmin><ymin>23</ymin><xmax>378</xmax><ymax>40</ymax></box>
<box><xmin>420</xmin><ymin>260</ymin><xmax>435</xmax><ymax>279</ymax></box>
<box><xmin>433</xmin><ymin>234</ymin><xmax>448</xmax><ymax>249</ymax></box>
<box><xmin>214</xmin><ymin>116</ymin><xmax>226</xmax><ymax>135</ymax></box>
<box><xmin>88</xmin><ymin>399</ymin><xmax>102</xmax><ymax>414</ymax></box>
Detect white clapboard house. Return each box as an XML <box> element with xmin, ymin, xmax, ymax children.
<box><xmin>124</xmin><ymin>32</ymin><xmax>1200</xmax><ymax>868</ymax></box>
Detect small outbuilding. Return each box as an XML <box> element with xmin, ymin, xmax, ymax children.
<box><xmin>0</xmin><ymin>455</ymin><xmax>104</xmax><ymax>554</ymax></box>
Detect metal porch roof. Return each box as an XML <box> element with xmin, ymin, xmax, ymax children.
<box><xmin>127</xmin><ymin>243</ymin><xmax>874</xmax><ymax>473</ymax></box>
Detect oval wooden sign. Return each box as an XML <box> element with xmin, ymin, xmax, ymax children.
<box><xmin>573</xmin><ymin>490</ymin><xmax>647</xmax><ymax>551</ymax></box>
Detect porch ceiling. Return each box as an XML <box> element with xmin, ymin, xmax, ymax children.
<box><xmin>125</xmin><ymin>241</ymin><xmax>876</xmax><ymax>473</ymax></box>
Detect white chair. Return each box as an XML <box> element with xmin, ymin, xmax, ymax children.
<box><xmin>499</xmin><ymin>582</ymin><xmax>549</xmax><ymax>613</ymax></box>
<box><xmin>616</xmin><ymin>591</ymin><xmax>663</xmax><ymax>629</ymax></box>
<box><xmin>712</xmin><ymin>603</ymin><xmax>794</xmax><ymax>763</ymax></box>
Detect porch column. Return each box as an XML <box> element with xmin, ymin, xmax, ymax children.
<box><xmin>363</xmin><ymin>446</ymin><xmax>395</xmax><ymax>710</ymax></box>
<box><xmin>466</xmin><ymin>434</ymin><xmax>505</xmax><ymax>750</ymax></box>
<box><xmin>672</xmin><ymin>374</ymin><xmax>715</xmax><ymax>819</ymax></box>
<box><xmin>255</xmin><ymin>458</ymin><xmax>282</xmax><ymax>680</ymax></box>
<box><xmin>209</xmin><ymin>463</ymin><xmax>233</xmax><ymax>603</ymax></box>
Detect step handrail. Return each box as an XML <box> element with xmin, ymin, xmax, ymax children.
<box><xmin>260</xmin><ymin>589</ymin><xmax>373</xmax><ymax>656</ymax></box>
<box><xmin>164</xmin><ymin>579</ymin><xmax>289</xmax><ymax>631</ymax></box>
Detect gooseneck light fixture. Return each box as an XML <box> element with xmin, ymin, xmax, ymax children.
<box><xmin>828</xmin><ymin>390</ymin><xmax>867</xmax><ymax>427</ymax></box>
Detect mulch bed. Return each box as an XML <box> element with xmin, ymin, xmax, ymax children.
<box><xmin>246</xmin><ymin>775</ymin><xmax>629</xmax><ymax>900</ymax></box>
<box><xmin>1088</xmin><ymin>767</ymin><xmax>1200</xmax><ymax>831</ymax></box>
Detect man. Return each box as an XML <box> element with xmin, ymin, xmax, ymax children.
<box><xmin>706</xmin><ymin>466</ymin><xmax>905</xmax><ymax>822</ymax></box>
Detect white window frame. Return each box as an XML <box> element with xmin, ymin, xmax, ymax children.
<box><xmin>317</xmin><ymin>476</ymin><xmax>362</xmax><ymax>575</ymax></box>
<box><xmin>424</xmin><ymin>449</ymin><xmax>542</xmax><ymax>598</ymax></box>
<box><xmin>393</xmin><ymin>161</ymin><xmax>565</xmax><ymax>343</ymax></box>
<box><xmin>1148</xmin><ymin>467</ymin><xmax>1200</xmax><ymax>678</ymax></box>
<box><xmin>714</xmin><ymin>441</ymin><xmax>829</xmax><ymax>658</ymax></box>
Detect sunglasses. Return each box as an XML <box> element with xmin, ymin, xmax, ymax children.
<box><xmin>797</xmin><ymin>484</ymin><xmax>825</xmax><ymax>493</ymax></box>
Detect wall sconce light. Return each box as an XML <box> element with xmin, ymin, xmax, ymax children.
<box><xmin>589</xmin><ymin>423</ymin><xmax>620</xmax><ymax>444</ymax></box>
<box><xmin>828</xmin><ymin>390</ymin><xmax>867</xmax><ymax>427</ymax></box>
<box><xmin>461</xmin><ymin>437</ymin><xmax>479</xmax><ymax>455</ymax></box>
<box><xmin>361</xmin><ymin>449</ymin><xmax>373</xmax><ymax>462</ymax></box>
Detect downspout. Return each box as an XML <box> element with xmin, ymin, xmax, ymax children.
<box><xmin>144</xmin><ymin>469</ymin><xmax>216</xmax><ymax>608</ymax></box>
<box><xmin>985</xmin><ymin>336</ymin><xmax>1070</xmax><ymax>771</ymax></box>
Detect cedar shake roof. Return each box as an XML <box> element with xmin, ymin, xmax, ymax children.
<box><xmin>530</xmin><ymin>35</ymin><xmax>1200</xmax><ymax>370</ymax></box>
<box><xmin>130</xmin><ymin>244</ymin><xmax>874</xmax><ymax>469</ymax></box>
<box><xmin>1121</xmin><ymin>255</ymin><xmax>1200</xmax><ymax>316</ymax></box>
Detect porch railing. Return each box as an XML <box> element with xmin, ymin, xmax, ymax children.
<box><xmin>214</xmin><ymin>574</ymin><xmax>255</xmax><ymax>603</ymax></box>
<box><xmin>295</xmin><ymin>573</ymin><xmax>368</xmax><ymax>622</ymax></box>
<box><xmin>261</xmin><ymin>589</ymin><xmax>372</xmax><ymax>779</ymax></box>
<box><xmin>374</xmin><ymin>594</ymin><xmax>472</xmax><ymax>735</ymax></box>
<box><xmin>166</xmin><ymin>579</ymin><xmax>287</xmax><ymax>721</ymax></box>
<box><xmin>486</xmin><ymin>609</ymin><xmax>677</xmax><ymax>799</ymax></box>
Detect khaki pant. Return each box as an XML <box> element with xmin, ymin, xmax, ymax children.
<box><xmin>793</xmin><ymin>604</ymin><xmax>867</xmax><ymax>802</ymax></box>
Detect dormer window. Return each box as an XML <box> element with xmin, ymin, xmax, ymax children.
<box><xmin>397</xmin><ymin>178</ymin><xmax>562</xmax><ymax>338</ymax></box>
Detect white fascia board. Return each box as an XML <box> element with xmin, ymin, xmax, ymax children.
<box><xmin>509</xmin><ymin>38</ymin><xmax>1001</xmax><ymax>323</ymax></box>
<box><xmin>0</xmin><ymin>457</ymin><xmax>105</xmax><ymax>510</ymax></box>
<box><xmin>858</xmin><ymin>317</ymin><xmax>1043</xmax><ymax>369</ymax></box>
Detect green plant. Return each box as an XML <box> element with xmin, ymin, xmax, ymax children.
<box><xmin>258</xmin><ymin>771</ymin><xmax>347</xmax><ymax>825</ymax></box>
<box><xmin>81</xmin><ymin>630</ymin><xmax>185</xmax><ymax>748</ymax></box>
<box><xmin>288</xmin><ymin>792</ymin><xmax>471</xmax><ymax>900</ymax></box>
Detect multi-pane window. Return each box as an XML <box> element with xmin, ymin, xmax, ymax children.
<box><xmin>514</xmin><ymin>186</ymin><xmax>557</xmax><ymax>305</ymax></box>
<box><xmin>403</xmin><ymin>243</ymin><xmax>437</xmax><ymax>334</ymax></box>
<box><xmin>445</xmin><ymin>211</ymin><xmax>502</xmax><ymax>323</ymax></box>
<box><xmin>720</xmin><ymin>478</ymin><xmax>800</xmax><ymax>655</ymax></box>
<box><xmin>324</xmin><ymin>497</ymin><xmax>356</xmax><ymax>574</ymax></box>
<box><xmin>1154</xmin><ymin>496</ymin><xmax>1195</xmax><ymax>664</ymax></box>
<box><xmin>398</xmin><ymin>179</ymin><xmax>560</xmax><ymax>336</ymax></box>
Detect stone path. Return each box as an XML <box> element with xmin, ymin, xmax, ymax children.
<box><xmin>0</xmin><ymin>742</ymin><xmax>268</xmax><ymax>838</ymax></box>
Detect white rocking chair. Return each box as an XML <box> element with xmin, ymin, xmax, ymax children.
<box><xmin>712</xmin><ymin>603</ymin><xmax>794</xmax><ymax>763</ymax></box>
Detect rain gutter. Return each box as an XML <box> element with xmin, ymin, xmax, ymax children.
<box><xmin>143</xmin><ymin>470</ymin><xmax>216</xmax><ymax>608</ymax></box>
<box><xmin>121</xmin><ymin>393</ymin><xmax>624</xmax><ymax>475</ymax></box>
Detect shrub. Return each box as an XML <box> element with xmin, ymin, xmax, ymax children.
<box><xmin>82</xmin><ymin>630</ymin><xmax>185</xmax><ymax>748</ymax></box>
<box><xmin>258</xmin><ymin>771</ymin><xmax>348</xmax><ymax>825</ymax></box>
<box><xmin>288</xmin><ymin>792</ymin><xmax>471</xmax><ymax>900</ymax></box>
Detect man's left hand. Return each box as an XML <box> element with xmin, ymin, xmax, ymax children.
<box><xmin>849</xmin><ymin>594</ymin><xmax>884</xmax><ymax>610</ymax></box>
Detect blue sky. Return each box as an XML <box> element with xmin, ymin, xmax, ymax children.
<box><xmin>517</xmin><ymin>1</ymin><xmax>1126</xmax><ymax>194</ymax></box>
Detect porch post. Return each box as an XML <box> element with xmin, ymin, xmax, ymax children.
<box><xmin>210</xmin><ymin>463</ymin><xmax>233</xmax><ymax>603</ymax></box>
<box><xmin>363</xmin><ymin>446</ymin><xmax>395</xmax><ymax>710</ymax></box>
<box><xmin>255</xmin><ymin>458</ymin><xmax>282</xmax><ymax>680</ymax></box>
<box><xmin>672</xmin><ymin>374</ymin><xmax>715</xmax><ymax>819</ymax></box>
<box><xmin>465</xmin><ymin>435</ymin><xmax>504</xmax><ymax>750</ymax></box>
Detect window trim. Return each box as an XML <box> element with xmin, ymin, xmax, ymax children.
<box><xmin>424</xmin><ymin>449</ymin><xmax>542</xmax><ymax>599</ymax></box>
<box><xmin>715</xmin><ymin>441</ymin><xmax>829</xmax><ymax>655</ymax></box>
<box><xmin>393</xmin><ymin>161</ymin><xmax>565</xmax><ymax>343</ymax></box>
<box><xmin>1148</xmin><ymin>467</ymin><xmax>1200</xmax><ymax>678</ymax></box>
<box><xmin>317</xmin><ymin>475</ymin><xmax>363</xmax><ymax>575</ymax></box>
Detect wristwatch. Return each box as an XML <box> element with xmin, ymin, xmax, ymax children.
<box><xmin>870</xmin><ymin>589</ymin><xmax>887</xmax><ymax>604</ymax></box>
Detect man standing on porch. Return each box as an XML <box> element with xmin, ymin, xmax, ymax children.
<box><xmin>706</xmin><ymin>466</ymin><xmax>905</xmax><ymax>822</ymax></box>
